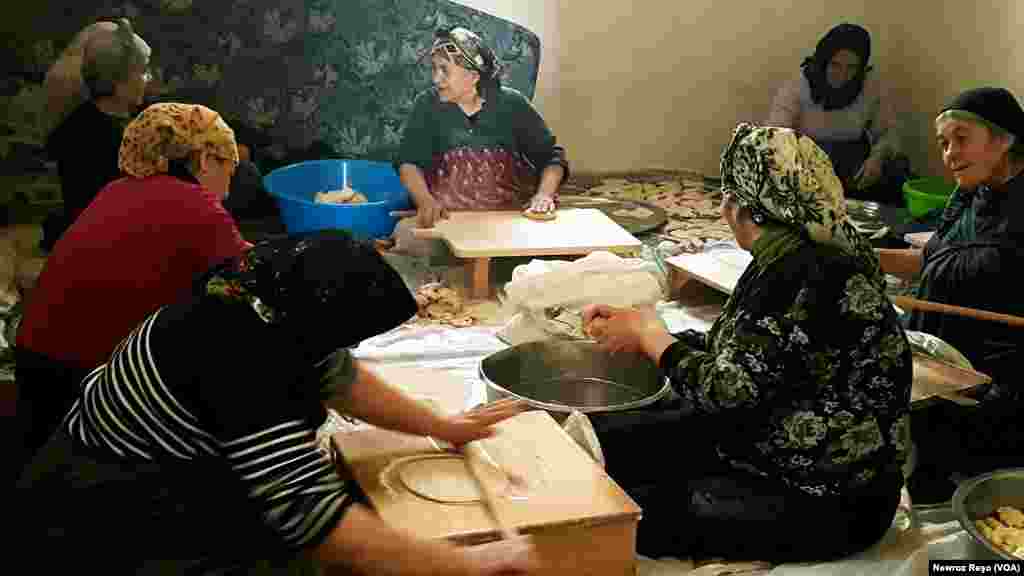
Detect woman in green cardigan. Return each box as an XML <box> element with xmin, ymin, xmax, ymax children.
<box><xmin>389</xmin><ymin>27</ymin><xmax>569</xmax><ymax>256</ymax></box>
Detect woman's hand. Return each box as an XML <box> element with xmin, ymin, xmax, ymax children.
<box><xmin>524</xmin><ymin>193</ymin><xmax>555</xmax><ymax>215</ymax></box>
<box><xmin>457</xmin><ymin>536</ymin><xmax>540</xmax><ymax>575</ymax></box>
<box><xmin>853</xmin><ymin>154</ymin><xmax>884</xmax><ymax>189</ymax></box>
<box><xmin>434</xmin><ymin>398</ymin><xmax>528</xmax><ymax>447</ymax></box>
<box><xmin>583</xmin><ymin>304</ymin><xmax>676</xmax><ymax>360</ymax></box>
<box><xmin>417</xmin><ymin>196</ymin><xmax>449</xmax><ymax>228</ymax></box>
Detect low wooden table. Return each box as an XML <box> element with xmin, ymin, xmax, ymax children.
<box><xmin>413</xmin><ymin>209</ymin><xmax>642</xmax><ymax>299</ymax></box>
<box><xmin>663</xmin><ymin>250</ymin><xmax>989</xmax><ymax>406</ymax></box>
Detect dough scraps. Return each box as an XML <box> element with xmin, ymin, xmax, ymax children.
<box><xmin>316</xmin><ymin>187</ymin><xmax>368</xmax><ymax>205</ymax></box>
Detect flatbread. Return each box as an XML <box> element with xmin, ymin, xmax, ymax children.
<box><xmin>523</xmin><ymin>209</ymin><xmax>557</xmax><ymax>221</ymax></box>
<box><xmin>397</xmin><ymin>455</ymin><xmax>508</xmax><ymax>504</ymax></box>
<box><xmin>612</xmin><ymin>206</ymin><xmax>655</xmax><ymax>219</ymax></box>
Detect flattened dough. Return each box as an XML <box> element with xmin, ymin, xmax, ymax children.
<box><xmin>612</xmin><ymin>206</ymin><xmax>655</xmax><ymax>219</ymax></box>
<box><xmin>397</xmin><ymin>455</ymin><xmax>508</xmax><ymax>504</ymax></box>
<box><xmin>523</xmin><ymin>209</ymin><xmax>557</xmax><ymax>221</ymax></box>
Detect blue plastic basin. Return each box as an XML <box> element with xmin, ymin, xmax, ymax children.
<box><xmin>263</xmin><ymin>159</ymin><xmax>411</xmax><ymax>239</ymax></box>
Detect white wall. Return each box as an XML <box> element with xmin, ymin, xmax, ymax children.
<box><xmin>880</xmin><ymin>1</ymin><xmax>1023</xmax><ymax>178</ymax></box>
<box><xmin>449</xmin><ymin>0</ymin><xmax>560</xmax><ymax>118</ymax></box>
<box><xmin>455</xmin><ymin>1</ymin><xmax>1023</xmax><ymax>178</ymax></box>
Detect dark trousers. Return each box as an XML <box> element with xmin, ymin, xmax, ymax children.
<box><xmin>590</xmin><ymin>408</ymin><xmax>901</xmax><ymax>562</ymax></box>
<box><xmin>11</xmin><ymin>347</ymin><xmax>87</xmax><ymax>485</ymax></box>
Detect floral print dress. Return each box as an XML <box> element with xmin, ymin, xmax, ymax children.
<box><xmin>663</xmin><ymin>228</ymin><xmax>912</xmax><ymax>497</ymax></box>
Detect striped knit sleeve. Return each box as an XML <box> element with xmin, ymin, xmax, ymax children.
<box><xmin>100</xmin><ymin>301</ymin><xmax>358</xmax><ymax>550</ymax></box>
<box><xmin>219</xmin><ymin>419</ymin><xmax>354</xmax><ymax>548</ymax></box>
<box><xmin>166</xmin><ymin>302</ymin><xmax>360</xmax><ymax>550</ymax></box>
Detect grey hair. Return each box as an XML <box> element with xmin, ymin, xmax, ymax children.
<box><xmin>81</xmin><ymin>18</ymin><xmax>150</xmax><ymax>99</ymax></box>
<box><xmin>937</xmin><ymin>109</ymin><xmax>1024</xmax><ymax>161</ymax></box>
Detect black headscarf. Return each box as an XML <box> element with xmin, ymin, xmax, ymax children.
<box><xmin>939</xmin><ymin>87</ymin><xmax>1024</xmax><ymax>141</ymax></box>
<box><xmin>801</xmin><ymin>24</ymin><xmax>872</xmax><ymax>111</ymax></box>
<box><xmin>197</xmin><ymin>229</ymin><xmax>417</xmax><ymax>366</ymax></box>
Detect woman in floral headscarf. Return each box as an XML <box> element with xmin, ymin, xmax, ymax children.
<box><xmin>14</xmin><ymin>103</ymin><xmax>251</xmax><ymax>479</ymax></box>
<box><xmin>580</xmin><ymin>124</ymin><xmax>911</xmax><ymax>562</ymax></box>
<box><xmin>17</xmin><ymin>229</ymin><xmax>536</xmax><ymax>575</ymax></box>
<box><xmin>388</xmin><ymin>26</ymin><xmax>569</xmax><ymax>256</ymax></box>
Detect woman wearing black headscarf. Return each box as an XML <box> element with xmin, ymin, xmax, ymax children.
<box><xmin>768</xmin><ymin>23</ymin><xmax>910</xmax><ymax>202</ymax></box>
<box><xmin>15</xmin><ymin>229</ymin><xmax>537</xmax><ymax>575</ymax></box>
<box><xmin>878</xmin><ymin>87</ymin><xmax>1024</xmax><ymax>503</ymax></box>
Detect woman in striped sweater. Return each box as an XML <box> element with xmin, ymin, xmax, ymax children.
<box><xmin>16</xmin><ymin>229</ymin><xmax>536</xmax><ymax>576</ymax></box>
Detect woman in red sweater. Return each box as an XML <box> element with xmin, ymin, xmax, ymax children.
<box><xmin>14</xmin><ymin>102</ymin><xmax>252</xmax><ymax>478</ymax></box>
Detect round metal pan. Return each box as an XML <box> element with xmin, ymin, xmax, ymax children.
<box><xmin>478</xmin><ymin>340</ymin><xmax>670</xmax><ymax>416</ymax></box>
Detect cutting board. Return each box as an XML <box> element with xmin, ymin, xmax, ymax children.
<box><xmin>412</xmin><ymin>208</ymin><xmax>642</xmax><ymax>258</ymax></box>
<box><xmin>904</xmin><ymin>231</ymin><xmax>934</xmax><ymax>248</ymax></box>
<box><xmin>334</xmin><ymin>410</ymin><xmax>641</xmax><ymax>575</ymax></box>
<box><xmin>665</xmin><ymin>250</ymin><xmax>751</xmax><ymax>294</ymax></box>
<box><xmin>665</xmin><ymin>252</ymin><xmax>988</xmax><ymax>404</ymax></box>
<box><xmin>910</xmin><ymin>353</ymin><xmax>990</xmax><ymax>404</ymax></box>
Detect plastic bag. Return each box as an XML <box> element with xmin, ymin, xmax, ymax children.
<box><xmin>498</xmin><ymin>251</ymin><xmax>665</xmax><ymax>345</ymax></box>
<box><xmin>905</xmin><ymin>330</ymin><xmax>973</xmax><ymax>370</ymax></box>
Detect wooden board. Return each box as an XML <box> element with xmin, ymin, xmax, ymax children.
<box><xmin>904</xmin><ymin>231</ymin><xmax>935</xmax><ymax>248</ymax></box>
<box><xmin>664</xmin><ymin>254</ymin><xmax>989</xmax><ymax>405</ymax></box>
<box><xmin>333</xmin><ymin>410</ymin><xmax>641</xmax><ymax>544</ymax></box>
<box><xmin>910</xmin><ymin>353</ymin><xmax>990</xmax><ymax>403</ymax></box>
<box><xmin>664</xmin><ymin>251</ymin><xmax>751</xmax><ymax>294</ymax></box>
<box><xmin>414</xmin><ymin>209</ymin><xmax>642</xmax><ymax>258</ymax></box>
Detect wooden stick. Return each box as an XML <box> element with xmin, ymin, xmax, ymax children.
<box><xmin>891</xmin><ymin>295</ymin><xmax>1024</xmax><ymax>329</ymax></box>
<box><xmin>461</xmin><ymin>442</ymin><xmax>519</xmax><ymax>540</ymax></box>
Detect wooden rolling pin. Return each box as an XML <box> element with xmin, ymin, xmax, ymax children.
<box><xmin>891</xmin><ymin>295</ymin><xmax>1024</xmax><ymax>329</ymax></box>
<box><xmin>461</xmin><ymin>441</ymin><xmax>519</xmax><ymax>540</ymax></box>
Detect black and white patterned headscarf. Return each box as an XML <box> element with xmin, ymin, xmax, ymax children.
<box><xmin>720</xmin><ymin>123</ymin><xmax>882</xmax><ymax>283</ymax></box>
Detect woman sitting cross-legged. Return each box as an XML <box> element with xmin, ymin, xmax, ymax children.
<box><xmin>582</xmin><ymin>124</ymin><xmax>912</xmax><ymax>563</ymax></box>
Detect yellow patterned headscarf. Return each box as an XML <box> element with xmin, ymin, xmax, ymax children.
<box><xmin>118</xmin><ymin>103</ymin><xmax>239</xmax><ymax>178</ymax></box>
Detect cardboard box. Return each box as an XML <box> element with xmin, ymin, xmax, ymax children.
<box><xmin>334</xmin><ymin>409</ymin><xmax>641</xmax><ymax>575</ymax></box>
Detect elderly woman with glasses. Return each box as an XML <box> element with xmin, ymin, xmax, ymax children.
<box><xmin>14</xmin><ymin>103</ymin><xmax>252</xmax><ymax>479</ymax></box>
<box><xmin>43</xmin><ymin>18</ymin><xmax>152</xmax><ymax>250</ymax></box>
<box><xmin>388</xmin><ymin>27</ymin><xmax>569</xmax><ymax>255</ymax></box>
<box><xmin>580</xmin><ymin>124</ymin><xmax>911</xmax><ymax>562</ymax></box>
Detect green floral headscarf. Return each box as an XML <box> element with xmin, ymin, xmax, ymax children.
<box><xmin>720</xmin><ymin>123</ymin><xmax>882</xmax><ymax>284</ymax></box>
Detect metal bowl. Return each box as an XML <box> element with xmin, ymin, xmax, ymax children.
<box><xmin>478</xmin><ymin>340</ymin><xmax>670</xmax><ymax>419</ymax></box>
<box><xmin>953</xmin><ymin>468</ymin><xmax>1024</xmax><ymax>560</ymax></box>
